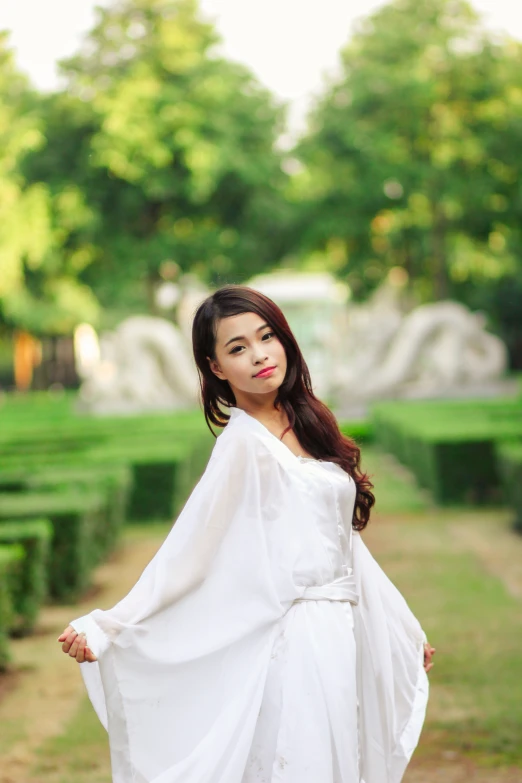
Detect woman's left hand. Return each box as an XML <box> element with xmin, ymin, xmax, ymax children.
<box><xmin>58</xmin><ymin>625</ymin><xmax>98</xmax><ymax>663</ymax></box>
<box><xmin>423</xmin><ymin>641</ymin><xmax>436</xmax><ymax>673</ymax></box>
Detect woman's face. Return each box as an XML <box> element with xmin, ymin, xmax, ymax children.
<box><xmin>208</xmin><ymin>311</ymin><xmax>287</xmax><ymax>403</ymax></box>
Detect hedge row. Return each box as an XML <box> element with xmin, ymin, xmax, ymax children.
<box><xmin>0</xmin><ymin>434</ymin><xmax>213</xmax><ymax>524</ymax></box>
<box><xmin>0</xmin><ymin>492</ymin><xmax>107</xmax><ymax>601</ymax></box>
<box><xmin>0</xmin><ymin>544</ymin><xmax>25</xmax><ymax>670</ymax></box>
<box><xmin>0</xmin><ymin>519</ymin><xmax>52</xmax><ymax>635</ymax></box>
<box><xmin>370</xmin><ymin>397</ymin><xmax>521</xmax><ymax>506</ymax></box>
<box><xmin>496</xmin><ymin>441</ymin><xmax>522</xmax><ymax>532</ymax></box>
<box><xmin>26</xmin><ymin>464</ymin><xmax>132</xmax><ymax>559</ymax></box>
<box><xmin>339</xmin><ymin>419</ymin><xmax>373</xmax><ymax>445</ymax></box>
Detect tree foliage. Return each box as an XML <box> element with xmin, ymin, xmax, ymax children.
<box><xmin>34</xmin><ymin>0</ymin><xmax>290</xmax><ymax>311</ymax></box>
<box><xmin>296</xmin><ymin>0</ymin><xmax>522</xmax><ymax>311</ymax></box>
<box><xmin>0</xmin><ymin>35</ymin><xmax>100</xmax><ymax>335</ymax></box>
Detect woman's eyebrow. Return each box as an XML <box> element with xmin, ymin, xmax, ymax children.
<box><xmin>224</xmin><ymin>323</ymin><xmax>270</xmax><ymax>347</ymax></box>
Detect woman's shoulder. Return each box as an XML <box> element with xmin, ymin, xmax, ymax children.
<box><xmin>212</xmin><ymin>412</ymin><xmax>297</xmax><ymax>474</ymax></box>
<box><xmin>212</xmin><ymin>413</ymin><xmax>271</xmax><ymax>457</ymax></box>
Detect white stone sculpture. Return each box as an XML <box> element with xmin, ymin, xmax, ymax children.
<box><xmin>249</xmin><ymin>269</ymin><xmax>511</xmax><ymax>408</ymax></box>
<box><xmin>76</xmin><ymin>270</ymin><xmax>512</xmax><ymax>417</ymax></box>
<box><xmin>76</xmin><ymin>315</ymin><xmax>199</xmax><ymax>414</ymax></box>
<box><xmin>333</xmin><ymin>284</ymin><xmax>511</xmax><ymax>408</ymax></box>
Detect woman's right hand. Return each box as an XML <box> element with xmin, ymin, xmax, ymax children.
<box><xmin>423</xmin><ymin>641</ymin><xmax>436</xmax><ymax>673</ymax></box>
<box><xmin>58</xmin><ymin>625</ymin><xmax>98</xmax><ymax>663</ymax></box>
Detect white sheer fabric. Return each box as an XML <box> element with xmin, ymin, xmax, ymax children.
<box><xmin>71</xmin><ymin>406</ymin><xmax>429</xmax><ymax>783</ymax></box>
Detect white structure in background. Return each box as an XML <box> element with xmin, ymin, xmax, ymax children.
<box><xmin>247</xmin><ymin>271</ymin><xmax>350</xmax><ymax>400</ymax></box>
<box><xmin>75</xmin><ymin>269</ymin><xmax>511</xmax><ymax>416</ymax></box>
<box><xmin>332</xmin><ymin>273</ymin><xmax>511</xmax><ymax>412</ymax></box>
<box><xmin>248</xmin><ymin>268</ymin><xmax>511</xmax><ymax>414</ymax></box>
<box><xmin>76</xmin><ymin>315</ymin><xmax>199</xmax><ymax>414</ymax></box>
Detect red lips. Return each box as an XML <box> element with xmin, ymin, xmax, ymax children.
<box><xmin>254</xmin><ymin>366</ymin><xmax>276</xmax><ymax>378</ymax></box>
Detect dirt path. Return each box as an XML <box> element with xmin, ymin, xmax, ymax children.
<box><xmin>0</xmin><ymin>530</ymin><xmax>166</xmax><ymax>783</ymax></box>
<box><xmin>449</xmin><ymin>510</ymin><xmax>522</xmax><ymax>600</ymax></box>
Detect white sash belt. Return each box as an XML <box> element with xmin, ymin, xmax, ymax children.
<box><xmin>293</xmin><ymin>573</ymin><xmax>359</xmax><ymax>606</ymax></box>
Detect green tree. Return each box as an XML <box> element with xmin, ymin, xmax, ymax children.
<box><xmin>0</xmin><ymin>34</ymin><xmax>99</xmax><ymax>335</ymax></box>
<box><xmin>296</xmin><ymin>0</ymin><xmax>522</xmax><ymax>314</ymax></box>
<box><xmin>39</xmin><ymin>0</ymin><xmax>290</xmax><ymax>311</ymax></box>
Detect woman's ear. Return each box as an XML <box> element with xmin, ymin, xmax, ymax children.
<box><xmin>207</xmin><ymin>356</ymin><xmax>227</xmax><ymax>381</ymax></box>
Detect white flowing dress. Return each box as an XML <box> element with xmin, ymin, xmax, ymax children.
<box><xmin>71</xmin><ymin>406</ymin><xmax>429</xmax><ymax>783</ymax></box>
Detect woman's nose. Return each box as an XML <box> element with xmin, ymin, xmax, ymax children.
<box><xmin>252</xmin><ymin>347</ymin><xmax>268</xmax><ymax>363</ymax></box>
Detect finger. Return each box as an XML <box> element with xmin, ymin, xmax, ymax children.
<box><xmin>62</xmin><ymin>630</ymin><xmax>78</xmax><ymax>653</ymax></box>
<box><xmin>76</xmin><ymin>637</ymin><xmax>86</xmax><ymax>663</ymax></box>
<box><xmin>57</xmin><ymin>625</ymin><xmax>74</xmax><ymax>642</ymax></box>
<box><xmin>68</xmin><ymin>632</ymin><xmax>83</xmax><ymax>658</ymax></box>
<box><xmin>85</xmin><ymin>647</ymin><xmax>97</xmax><ymax>663</ymax></box>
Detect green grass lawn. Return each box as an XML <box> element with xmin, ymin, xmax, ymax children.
<box><xmin>26</xmin><ymin>445</ymin><xmax>522</xmax><ymax>780</ymax></box>
<box><xmin>31</xmin><ymin>696</ymin><xmax>111</xmax><ymax>783</ymax></box>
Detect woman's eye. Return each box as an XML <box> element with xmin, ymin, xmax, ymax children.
<box><xmin>229</xmin><ymin>332</ymin><xmax>274</xmax><ymax>354</ymax></box>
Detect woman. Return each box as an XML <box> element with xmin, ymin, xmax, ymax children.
<box><xmin>59</xmin><ymin>285</ymin><xmax>435</xmax><ymax>783</ymax></box>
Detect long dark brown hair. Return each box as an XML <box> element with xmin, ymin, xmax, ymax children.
<box><xmin>191</xmin><ymin>284</ymin><xmax>375</xmax><ymax>531</ymax></box>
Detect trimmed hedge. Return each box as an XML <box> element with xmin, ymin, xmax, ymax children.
<box><xmin>84</xmin><ymin>442</ymin><xmax>189</xmax><ymax>521</ymax></box>
<box><xmin>0</xmin><ymin>407</ymin><xmax>204</xmax><ymax>446</ymax></box>
<box><xmin>0</xmin><ymin>544</ymin><xmax>25</xmax><ymax>670</ymax></box>
<box><xmin>0</xmin><ymin>492</ymin><xmax>106</xmax><ymax>601</ymax></box>
<box><xmin>339</xmin><ymin>419</ymin><xmax>373</xmax><ymax>445</ymax></box>
<box><xmin>26</xmin><ymin>465</ymin><xmax>132</xmax><ymax>561</ymax></box>
<box><xmin>496</xmin><ymin>441</ymin><xmax>522</xmax><ymax>533</ymax></box>
<box><xmin>370</xmin><ymin>397</ymin><xmax>522</xmax><ymax>505</ymax></box>
<box><xmin>0</xmin><ymin>425</ymin><xmax>213</xmax><ymax>524</ymax></box>
<box><xmin>128</xmin><ymin>441</ymin><xmax>214</xmax><ymax>521</ymax></box>
<box><xmin>0</xmin><ymin>519</ymin><xmax>53</xmax><ymax>634</ymax></box>
<box><xmin>81</xmin><ymin>434</ymin><xmax>215</xmax><ymax>521</ymax></box>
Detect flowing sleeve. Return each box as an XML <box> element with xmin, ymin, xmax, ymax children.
<box><xmin>69</xmin><ymin>427</ymin><xmax>285</xmax><ymax>783</ymax></box>
<box><xmin>352</xmin><ymin>530</ymin><xmax>429</xmax><ymax>783</ymax></box>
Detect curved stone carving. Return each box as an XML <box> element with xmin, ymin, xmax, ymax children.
<box><xmin>77</xmin><ymin>315</ymin><xmax>199</xmax><ymax>414</ymax></box>
<box><xmin>334</xmin><ymin>298</ymin><xmax>509</xmax><ymax>401</ymax></box>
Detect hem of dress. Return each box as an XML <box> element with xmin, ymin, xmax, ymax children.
<box><xmin>390</xmin><ymin>639</ymin><xmax>430</xmax><ymax>782</ymax></box>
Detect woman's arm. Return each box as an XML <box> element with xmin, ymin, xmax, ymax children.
<box><xmin>58</xmin><ymin>429</ymin><xmax>278</xmax><ymax>663</ymax></box>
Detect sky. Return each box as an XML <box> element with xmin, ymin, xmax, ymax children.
<box><xmin>1</xmin><ymin>0</ymin><xmax>522</xmax><ymax>139</ymax></box>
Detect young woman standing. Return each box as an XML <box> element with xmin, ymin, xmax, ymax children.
<box><xmin>59</xmin><ymin>285</ymin><xmax>435</xmax><ymax>783</ymax></box>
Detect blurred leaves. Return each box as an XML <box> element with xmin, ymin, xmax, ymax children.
<box><xmin>296</xmin><ymin>0</ymin><xmax>522</xmax><ymax>310</ymax></box>
<box><xmin>3</xmin><ymin>278</ymin><xmax>100</xmax><ymax>335</ymax></box>
<box><xmin>36</xmin><ymin>0</ymin><xmax>291</xmax><ymax>310</ymax></box>
<box><xmin>0</xmin><ymin>35</ymin><xmax>52</xmax><ymax>300</ymax></box>
<box><xmin>0</xmin><ymin>33</ymin><xmax>102</xmax><ymax>334</ymax></box>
